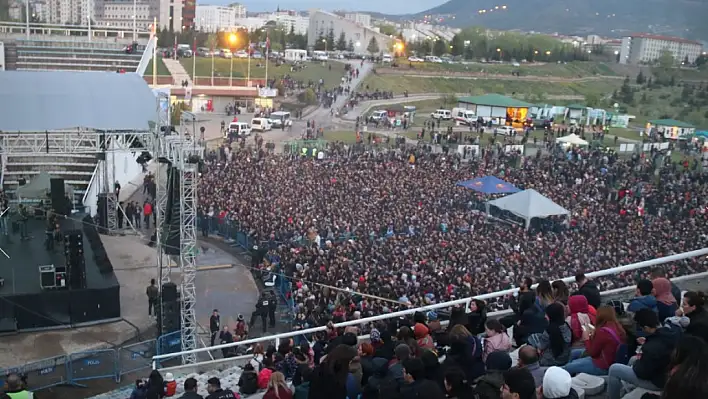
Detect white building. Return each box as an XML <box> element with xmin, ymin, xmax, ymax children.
<box><xmin>195</xmin><ymin>5</ymin><xmax>238</xmax><ymax>32</ymax></box>
<box><xmin>344</xmin><ymin>13</ymin><xmax>371</xmax><ymax>28</ymax></box>
<box><xmin>272</xmin><ymin>13</ymin><xmax>308</xmax><ymax>35</ymax></box>
<box><xmin>94</xmin><ymin>0</ymin><xmax>156</xmax><ymax>30</ymax></box>
<box><xmin>619</xmin><ymin>33</ymin><xmax>704</xmax><ymax>65</ymax></box>
<box><xmin>43</xmin><ymin>0</ymin><xmax>95</xmax><ymax>25</ymax></box>
<box><xmin>234</xmin><ymin>17</ymin><xmax>267</xmax><ymax>32</ymax></box>
<box><xmin>308</xmin><ymin>10</ymin><xmax>392</xmax><ymax>55</ymax></box>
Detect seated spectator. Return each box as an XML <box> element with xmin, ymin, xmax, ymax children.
<box><xmin>537</xmin><ymin>280</ymin><xmax>556</xmax><ymax>309</ymax></box>
<box><xmin>372</xmin><ymin>329</ymin><xmax>395</xmax><ymax>360</ymax></box>
<box><xmin>680</xmin><ymin>291</ymin><xmax>708</xmax><ymax>343</ymax></box>
<box><xmin>482</xmin><ymin>319</ymin><xmax>512</xmax><ymax>362</ymax></box>
<box><xmin>442</xmin><ymin>324</ymin><xmax>485</xmax><ymax>383</ymax></box>
<box><xmin>539</xmin><ymin>367</ymin><xmax>578</xmax><ymax>399</ymax></box>
<box><xmin>572</xmin><ymin>273</ymin><xmax>601</xmax><ymax>309</ymax></box>
<box><xmin>607</xmin><ymin>308</ymin><xmax>681</xmax><ymax>399</ymax></box>
<box><xmin>566</xmin><ymin>295</ymin><xmax>596</xmax><ymax>346</ymax></box>
<box><xmin>205</xmin><ymin>377</ymin><xmax>237</xmax><ymax>399</ymax></box>
<box><xmin>628</xmin><ymin>279</ymin><xmax>658</xmax><ymax>315</ymax></box>
<box><xmin>238</xmin><ymin>364</ymin><xmax>259</xmax><ymax>395</ymax></box>
<box><xmin>258</xmin><ymin>358</ymin><xmax>276</xmax><ymax>389</ymax></box>
<box><xmin>420</xmin><ymin>349</ymin><xmax>444</xmax><ymax>391</ymax></box>
<box><xmin>179</xmin><ymin>377</ymin><xmax>202</xmax><ymax>399</ymax></box>
<box><xmin>250</xmin><ymin>343</ymin><xmax>265</xmax><ymax>371</ymax></box>
<box><xmin>400</xmin><ymin>357</ymin><xmax>446</xmax><ymax>399</ymax></box>
<box><xmin>652</xmin><ymin>278</ymin><xmax>678</xmax><ymax>321</ymax></box>
<box><xmin>475</xmin><ymin>351</ymin><xmax>512</xmax><ymax>399</ymax></box>
<box><xmin>130</xmin><ymin>379</ymin><xmax>148</xmax><ymax>399</ymax></box>
<box><xmin>641</xmin><ymin>335</ymin><xmax>708</xmax><ymax>399</ymax></box>
<box><xmin>443</xmin><ymin>368</ymin><xmax>474</xmax><ymax>399</ymax></box>
<box><xmin>414</xmin><ymin>322</ymin><xmax>435</xmax><ymax>351</ymax></box>
<box><xmin>528</xmin><ymin>302</ymin><xmax>572</xmax><ymax>367</ymax></box>
<box><xmin>552</xmin><ymin>280</ymin><xmax>570</xmax><ymax>305</ymax></box>
<box><xmin>517</xmin><ymin>345</ymin><xmax>547</xmax><ymax>388</ymax></box>
<box><xmin>164</xmin><ymin>373</ymin><xmax>177</xmax><ymax>397</ymax></box>
<box><xmin>427</xmin><ymin>311</ymin><xmax>443</xmax><ymax>336</ymax></box>
<box><xmin>292</xmin><ymin>349</ymin><xmax>312</xmax><ymax>387</ymax></box>
<box><xmin>361</xmin><ymin>356</ymin><xmax>390</xmax><ymax>399</ymax></box>
<box><xmin>263</xmin><ymin>372</ymin><xmax>292</xmax><ymax>399</ymax></box>
<box><xmin>358</xmin><ymin>343</ymin><xmax>378</xmax><ymax>386</ymax></box>
<box><xmin>388</xmin><ymin>344</ymin><xmax>411</xmax><ymax>387</ymax></box>
<box><xmin>501</xmin><ymin>367</ymin><xmax>537</xmax><ymax>399</ymax></box>
<box><xmin>650</xmin><ymin>267</ymin><xmax>682</xmax><ymax>304</ymax></box>
<box><xmin>516</xmin><ymin>293</ymin><xmax>548</xmax><ymax>346</ymax></box>
<box><xmin>563</xmin><ymin>305</ymin><xmax>627</xmax><ymax>376</ymax></box>
<box><xmin>308</xmin><ymin>344</ymin><xmax>358</xmax><ymax>399</ymax></box>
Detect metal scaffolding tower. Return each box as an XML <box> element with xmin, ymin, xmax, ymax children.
<box><xmin>154</xmin><ymin>108</ymin><xmax>204</xmax><ymax>364</ymax></box>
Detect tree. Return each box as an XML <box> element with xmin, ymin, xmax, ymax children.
<box><xmin>366</xmin><ymin>37</ymin><xmax>379</xmax><ymax>55</ymax></box>
<box><xmin>585</xmin><ymin>92</ymin><xmax>601</xmax><ymax>108</ymax></box>
<box><xmin>683</xmin><ymin>55</ymin><xmax>690</xmax><ymax>65</ymax></box>
<box><xmin>450</xmin><ymin>34</ymin><xmax>465</xmax><ymax>57</ymax></box>
<box><xmin>326</xmin><ymin>28</ymin><xmax>335</xmax><ymax>52</ymax></box>
<box><xmin>347</xmin><ymin>39</ymin><xmax>355</xmax><ymax>52</ymax></box>
<box><xmin>336</xmin><ymin>31</ymin><xmax>347</xmax><ymax>51</ymax></box>
<box><xmin>314</xmin><ymin>34</ymin><xmax>326</xmax><ymax>51</ymax></box>
<box><xmin>432</xmin><ymin>39</ymin><xmax>447</xmax><ymax>57</ymax></box>
<box><xmin>619</xmin><ymin>76</ymin><xmax>634</xmax><ymax>105</ymax></box>
<box><xmin>636</xmin><ymin>70</ymin><xmax>646</xmax><ymax>85</ymax></box>
<box><xmin>377</xmin><ymin>24</ymin><xmax>397</xmax><ymax>36</ymax></box>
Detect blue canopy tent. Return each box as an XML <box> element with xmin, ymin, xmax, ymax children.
<box><xmin>456</xmin><ymin>176</ymin><xmax>520</xmax><ymax>195</ymax></box>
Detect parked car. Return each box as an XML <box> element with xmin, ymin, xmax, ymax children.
<box><xmin>495</xmin><ymin>126</ymin><xmax>518</xmax><ymax>136</ymax></box>
<box><xmin>431</xmin><ymin>109</ymin><xmax>452</xmax><ymax>120</ymax></box>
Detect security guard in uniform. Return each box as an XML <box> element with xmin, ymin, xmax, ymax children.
<box><xmin>2</xmin><ymin>374</ymin><xmax>33</xmax><ymax>399</ymax></box>
<box><xmin>249</xmin><ymin>293</ymin><xmax>269</xmax><ymax>333</ymax></box>
<box><xmin>267</xmin><ymin>290</ymin><xmax>277</xmax><ymax>328</ymax></box>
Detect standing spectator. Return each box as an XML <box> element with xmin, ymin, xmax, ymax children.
<box><xmin>209</xmin><ymin>309</ymin><xmax>220</xmax><ymax>347</ymax></box>
<box><xmin>679</xmin><ymin>291</ymin><xmax>708</xmax><ymax>343</ymax></box>
<box><xmin>443</xmin><ymin>369</ymin><xmax>474</xmax><ymax>399</ymax></box>
<box><xmin>501</xmin><ymin>368</ymin><xmax>537</xmax><ymax>399</ymax></box>
<box><xmin>652</xmin><ymin>278</ymin><xmax>678</xmax><ymax>321</ymax></box>
<box><xmin>263</xmin><ymin>372</ymin><xmax>292</xmax><ymax>399</ymax></box>
<box><xmin>146</xmin><ymin>279</ymin><xmax>159</xmax><ymax>316</ymax></box>
<box><xmin>2</xmin><ymin>374</ymin><xmax>33</xmax><ymax>399</ymax></box>
<box><xmin>307</xmin><ymin>344</ymin><xmax>358</xmax><ymax>399</ymax></box>
<box><xmin>146</xmin><ymin>370</ymin><xmax>165</xmax><ymax>399</ymax></box>
<box><xmin>528</xmin><ymin>303</ymin><xmax>572</xmax><ymax>367</ymax></box>
<box><xmin>563</xmin><ymin>306</ymin><xmax>626</xmax><ymax>376</ymax></box>
<box><xmin>400</xmin><ymin>357</ymin><xmax>446</xmax><ymax>399</ymax></box>
<box><xmin>143</xmin><ymin>201</ymin><xmax>152</xmax><ymax>229</ymax></box>
<box><xmin>572</xmin><ymin>273</ymin><xmax>601</xmax><ymax>309</ymax></box>
<box><xmin>607</xmin><ymin>309</ymin><xmax>680</xmax><ymax>399</ymax></box>
<box><xmin>551</xmin><ymin>280</ymin><xmax>570</xmax><ymax>305</ymax></box>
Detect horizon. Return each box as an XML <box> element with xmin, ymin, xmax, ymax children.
<box><xmin>198</xmin><ymin>0</ymin><xmax>439</xmax><ymax>15</ymax></box>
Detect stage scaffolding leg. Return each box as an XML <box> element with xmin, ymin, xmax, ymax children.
<box><xmin>106</xmin><ymin>192</ymin><xmax>117</xmax><ymax>233</ymax></box>
<box><xmin>179</xmin><ymin>163</ymin><xmax>198</xmax><ymax>364</ymax></box>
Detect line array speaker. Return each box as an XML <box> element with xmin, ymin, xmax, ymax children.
<box><xmin>63</xmin><ymin>230</ymin><xmax>86</xmax><ymax>290</ymax></box>
<box><xmin>163</xmin><ymin>166</ymin><xmax>181</xmax><ymax>255</ymax></box>
<box><xmin>82</xmin><ymin>215</ymin><xmax>114</xmax><ymax>274</ymax></box>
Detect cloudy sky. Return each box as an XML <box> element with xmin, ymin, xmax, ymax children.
<box><xmin>203</xmin><ymin>0</ymin><xmax>441</xmax><ymax>15</ymax></box>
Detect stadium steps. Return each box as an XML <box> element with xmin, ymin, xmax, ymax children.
<box><xmin>162</xmin><ymin>58</ymin><xmax>191</xmax><ymax>85</ymax></box>
<box><xmin>4</xmin><ymin>41</ymin><xmax>18</xmax><ymax>70</ymax></box>
<box><xmin>14</xmin><ymin>39</ymin><xmax>146</xmax><ymax>72</ymax></box>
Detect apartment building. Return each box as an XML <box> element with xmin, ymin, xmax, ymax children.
<box><xmin>93</xmin><ymin>0</ymin><xmax>157</xmax><ymax>30</ymax></box>
<box><xmin>619</xmin><ymin>33</ymin><xmax>704</xmax><ymax>65</ymax></box>
<box><xmin>195</xmin><ymin>5</ymin><xmax>236</xmax><ymax>32</ymax></box>
<box><xmin>308</xmin><ymin>10</ymin><xmax>392</xmax><ymax>55</ymax></box>
<box><xmin>271</xmin><ymin>12</ymin><xmax>308</xmax><ymax>35</ymax></box>
<box><xmin>344</xmin><ymin>12</ymin><xmax>371</xmax><ymax>28</ymax></box>
<box><xmin>41</xmin><ymin>0</ymin><xmax>94</xmax><ymax>25</ymax></box>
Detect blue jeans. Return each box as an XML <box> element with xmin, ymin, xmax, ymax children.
<box><xmin>570</xmin><ymin>348</ymin><xmax>585</xmax><ymax>361</ymax></box>
<box><xmin>563</xmin><ymin>356</ymin><xmax>607</xmax><ymax>376</ymax></box>
<box><xmin>608</xmin><ymin>364</ymin><xmax>660</xmax><ymax>399</ymax></box>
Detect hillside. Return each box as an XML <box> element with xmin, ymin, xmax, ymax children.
<box><xmin>412</xmin><ymin>0</ymin><xmax>708</xmax><ymax>41</ymax></box>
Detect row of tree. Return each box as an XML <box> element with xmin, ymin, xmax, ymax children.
<box><xmin>155</xmin><ymin>24</ymin><xmax>307</xmax><ymax>52</ymax></box>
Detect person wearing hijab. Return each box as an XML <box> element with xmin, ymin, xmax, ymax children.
<box><xmin>539</xmin><ymin>367</ymin><xmax>579</xmax><ymax>399</ymax></box>
<box><xmin>652</xmin><ymin>278</ymin><xmax>678</xmax><ymax>321</ymax></box>
<box><xmin>528</xmin><ymin>302</ymin><xmax>572</xmax><ymax>367</ymax></box>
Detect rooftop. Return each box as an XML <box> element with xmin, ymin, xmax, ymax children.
<box><xmin>627</xmin><ymin>33</ymin><xmax>703</xmax><ymax>46</ymax></box>
<box><xmin>648</xmin><ymin>119</ymin><xmax>696</xmax><ymax>129</ymax></box>
<box><xmin>457</xmin><ymin>94</ymin><xmax>533</xmax><ymax>108</ymax></box>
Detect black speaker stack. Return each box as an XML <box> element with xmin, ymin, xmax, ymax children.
<box><xmin>82</xmin><ymin>215</ymin><xmax>114</xmax><ymax>274</ymax></box>
<box><xmin>63</xmin><ymin>229</ymin><xmax>87</xmax><ymax>290</ymax></box>
<box><xmin>163</xmin><ymin>166</ymin><xmax>181</xmax><ymax>256</ymax></box>
<box><xmin>96</xmin><ymin>193</ymin><xmax>109</xmax><ymax>234</ymax></box>
<box><xmin>157</xmin><ymin>282</ymin><xmax>181</xmax><ymax>336</ymax></box>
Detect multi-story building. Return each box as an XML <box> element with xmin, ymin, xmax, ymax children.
<box><xmin>271</xmin><ymin>13</ymin><xmax>308</xmax><ymax>35</ymax></box>
<box><xmin>94</xmin><ymin>0</ymin><xmax>157</xmax><ymax>31</ymax></box>
<box><xmin>158</xmin><ymin>0</ymin><xmax>183</xmax><ymax>32</ymax></box>
<box><xmin>309</xmin><ymin>10</ymin><xmax>392</xmax><ymax>54</ymax></box>
<box><xmin>344</xmin><ymin>12</ymin><xmax>371</xmax><ymax>28</ymax></box>
<box><xmin>195</xmin><ymin>5</ymin><xmax>237</xmax><ymax>32</ymax></box>
<box><xmin>43</xmin><ymin>0</ymin><xmax>95</xmax><ymax>25</ymax></box>
<box><xmin>619</xmin><ymin>33</ymin><xmax>703</xmax><ymax>65</ymax></box>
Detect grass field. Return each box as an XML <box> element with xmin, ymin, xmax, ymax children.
<box><xmin>145</xmin><ymin>56</ymin><xmax>170</xmax><ymax>76</ymax></box>
<box><xmin>179</xmin><ymin>58</ymin><xmax>346</xmax><ymax>87</ymax></box>
<box><xmin>361</xmin><ymin>74</ymin><xmax>622</xmax><ymax>98</ymax></box>
<box><xmin>393</xmin><ymin>60</ymin><xmax>620</xmax><ymax>77</ymax></box>
<box><xmin>620</xmin><ymin>86</ymin><xmax>708</xmax><ymax>128</ymax></box>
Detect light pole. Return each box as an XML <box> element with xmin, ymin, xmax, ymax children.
<box><xmin>229</xmin><ymin>33</ymin><xmax>237</xmax><ymax>87</ymax></box>
<box><xmin>24</xmin><ymin>0</ymin><xmax>29</xmax><ymax>39</ymax></box>
<box><xmin>496</xmin><ymin>48</ymin><xmax>502</xmax><ymax>61</ymax></box>
<box><xmin>132</xmin><ymin>0</ymin><xmax>137</xmax><ymax>42</ymax></box>
<box><xmin>322</xmin><ymin>39</ymin><xmax>327</xmax><ymax>53</ymax></box>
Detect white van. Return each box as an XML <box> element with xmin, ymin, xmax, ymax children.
<box><xmin>425</xmin><ymin>56</ymin><xmax>443</xmax><ymax>63</ymax></box>
<box><xmin>452</xmin><ymin>108</ymin><xmax>476</xmax><ymax>125</ymax></box>
<box><xmin>382</xmin><ymin>54</ymin><xmax>393</xmax><ymax>63</ymax></box>
<box><xmin>369</xmin><ymin>110</ymin><xmax>388</xmax><ymax>122</ymax></box>
<box><xmin>431</xmin><ymin>109</ymin><xmax>452</xmax><ymax>120</ymax></box>
<box><xmin>251</xmin><ymin>118</ymin><xmax>272</xmax><ymax>132</ymax></box>
<box><xmin>269</xmin><ymin>111</ymin><xmax>292</xmax><ymax>128</ymax></box>
<box><xmin>227</xmin><ymin>122</ymin><xmax>251</xmax><ymax>138</ymax></box>
<box><xmin>495</xmin><ymin>126</ymin><xmax>518</xmax><ymax>136</ymax></box>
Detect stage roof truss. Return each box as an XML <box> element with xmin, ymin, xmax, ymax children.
<box><xmin>0</xmin><ymin>130</ymin><xmax>155</xmax><ymax>155</ymax></box>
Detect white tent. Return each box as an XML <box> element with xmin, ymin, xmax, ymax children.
<box><xmin>556</xmin><ymin>133</ymin><xmax>589</xmax><ymax>146</ymax></box>
<box><xmin>486</xmin><ymin>189</ymin><xmax>569</xmax><ymax>229</ymax></box>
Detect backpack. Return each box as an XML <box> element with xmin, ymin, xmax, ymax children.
<box><xmin>602</xmin><ymin>327</ymin><xmax>630</xmax><ymax>365</ymax></box>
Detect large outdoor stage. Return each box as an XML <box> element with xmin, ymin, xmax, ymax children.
<box><xmin>0</xmin><ymin>213</ymin><xmax>120</xmax><ymax>333</ymax></box>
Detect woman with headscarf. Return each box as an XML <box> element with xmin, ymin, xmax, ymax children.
<box><xmin>652</xmin><ymin>277</ymin><xmax>678</xmax><ymax>321</ymax></box>
<box><xmin>528</xmin><ymin>302</ymin><xmax>572</xmax><ymax>367</ymax></box>
<box><xmin>567</xmin><ymin>295</ymin><xmax>597</xmax><ymax>347</ymax></box>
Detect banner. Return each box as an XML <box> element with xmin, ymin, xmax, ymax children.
<box><xmin>258</xmin><ymin>88</ymin><xmax>277</xmax><ymax>97</ymax></box>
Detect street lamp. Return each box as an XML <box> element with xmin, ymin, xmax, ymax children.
<box><xmin>229</xmin><ymin>33</ymin><xmax>237</xmax><ymax>87</ymax></box>
<box><xmin>496</xmin><ymin>47</ymin><xmax>502</xmax><ymax>60</ymax></box>
<box><xmin>322</xmin><ymin>39</ymin><xmax>327</xmax><ymax>52</ymax></box>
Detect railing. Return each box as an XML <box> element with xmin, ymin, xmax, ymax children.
<box><xmin>137</xmin><ymin>36</ymin><xmax>157</xmax><ymax>76</ymax></box>
<box><xmin>152</xmin><ymin>247</ymin><xmax>708</xmax><ymax>369</ymax></box>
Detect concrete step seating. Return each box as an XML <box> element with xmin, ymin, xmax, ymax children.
<box><xmin>3</xmin><ymin>170</ymin><xmax>93</xmax><ymax>176</ymax></box>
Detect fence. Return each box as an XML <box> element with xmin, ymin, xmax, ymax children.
<box><xmin>0</xmin><ymin>329</ymin><xmax>186</xmax><ymax>392</ymax></box>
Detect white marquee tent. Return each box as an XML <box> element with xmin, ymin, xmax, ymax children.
<box><xmin>486</xmin><ymin>189</ymin><xmax>569</xmax><ymax>229</ymax></box>
<box><xmin>556</xmin><ymin>133</ymin><xmax>589</xmax><ymax>146</ymax></box>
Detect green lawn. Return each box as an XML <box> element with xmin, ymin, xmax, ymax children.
<box><xmin>145</xmin><ymin>56</ymin><xmax>170</xmax><ymax>76</ymax></box>
<box><xmin>621</xmin><ymin>86</ymin><xmax>708</xmax><ymax>128</ymax></box>
<box><xmin>180</xmin><ymin>58</ymin><xmax>346</xmax><ymax>87</ymax></box>
<box><xmin>362</xmin><ymin>74</ymin><xmax>622</xmax><ymax>98</ymax></box>
<box><xmin>391</xmin><ymin>60</ymin><xmax>619</xmax><ymax>77</ymax></box>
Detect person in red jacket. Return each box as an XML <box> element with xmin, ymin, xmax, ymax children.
<box><xmin>568</xmin><ymin>295</ymin><xmax>597</xmax><ymax>346</ymax></box>
<box><xmin>563</xmin><ymin>306</ymin><xmax>626</xmax><ymax>376</ymax></box>
<box><xmin>258</xmin><ymin>358</ymin><xmax>276</xmax><ymax>389</ymax></box>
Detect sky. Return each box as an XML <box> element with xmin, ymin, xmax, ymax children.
<box><xmin>201</xmin><ymin>0</ymin><xmax>442</xmax><ymax>15</ymax></box>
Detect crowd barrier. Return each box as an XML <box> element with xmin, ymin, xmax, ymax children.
<box><xmin>0</xmin><ymin>330</ymin><xmax>185</xmax><ymax>392</ymax></box>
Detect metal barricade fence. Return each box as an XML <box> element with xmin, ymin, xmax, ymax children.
<box><xmin>155</xmin><ymin>331</ymin><xmax>182</xmax><ymax>368</ymax></box>
<box><xmin>118</xmin><ymin>339</ymin><xmax>157</xmax><ymax>378</ymax></box>
<box><xmin>0</xmin><ymin>354</ymin><xmax>70</xmax><ymax>391</ymax></box>
<box><xmin>68</xmin><ymin>349</ymin><xmax>118</xmax><ymax>383</ymax></box>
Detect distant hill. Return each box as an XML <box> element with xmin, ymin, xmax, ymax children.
<box><xmin>405</xmin><ymin>0</ymin><xmax>708</xmax><ymax>41</ymax></box>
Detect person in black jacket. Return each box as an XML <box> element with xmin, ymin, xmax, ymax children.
<box><xmin>249</xmin><ymin>293</ymin><xmax>269</xmax><ymax>333</ymax></box>
<box><xmin>680</xmin><ymin>291</ymin><xmax>708</xmax><ymax>343</ymax></box>
<box><xmin>572</xmin><ymin>273</ymin><xmax>601</xmax><ymax>309</ymax></box>
<box><xmin>400</xmin><ymin>358</ymin><xmax>446</xmax><ymax>399</ymax></box>
<box><xmin>237</xmin><ymin>364</ymin><xmax>259</xmax><ymax>395</ymax></box>
<box><xmin>218</xmin><ymin>326</ymin><xmax>234</xmax><ymax>358</ymax></box>
<box><xmin>607</xmin><ymin>309</ymin><xmax>680</xmax><ymax>399</ymax></box>
<box><xmin>205</xmin><ymin>377</ymin><xmax>237</xmax><ymax>399</ymax></box>
<box><xmin>209</xmin><ymin>309</ymin><xmax>220</xmax><ymax>347</ymax></box>
<box><xmin>179</xmin><ymin>378</ymin><xmax>203</xmax><ymax>399</ymax></box>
